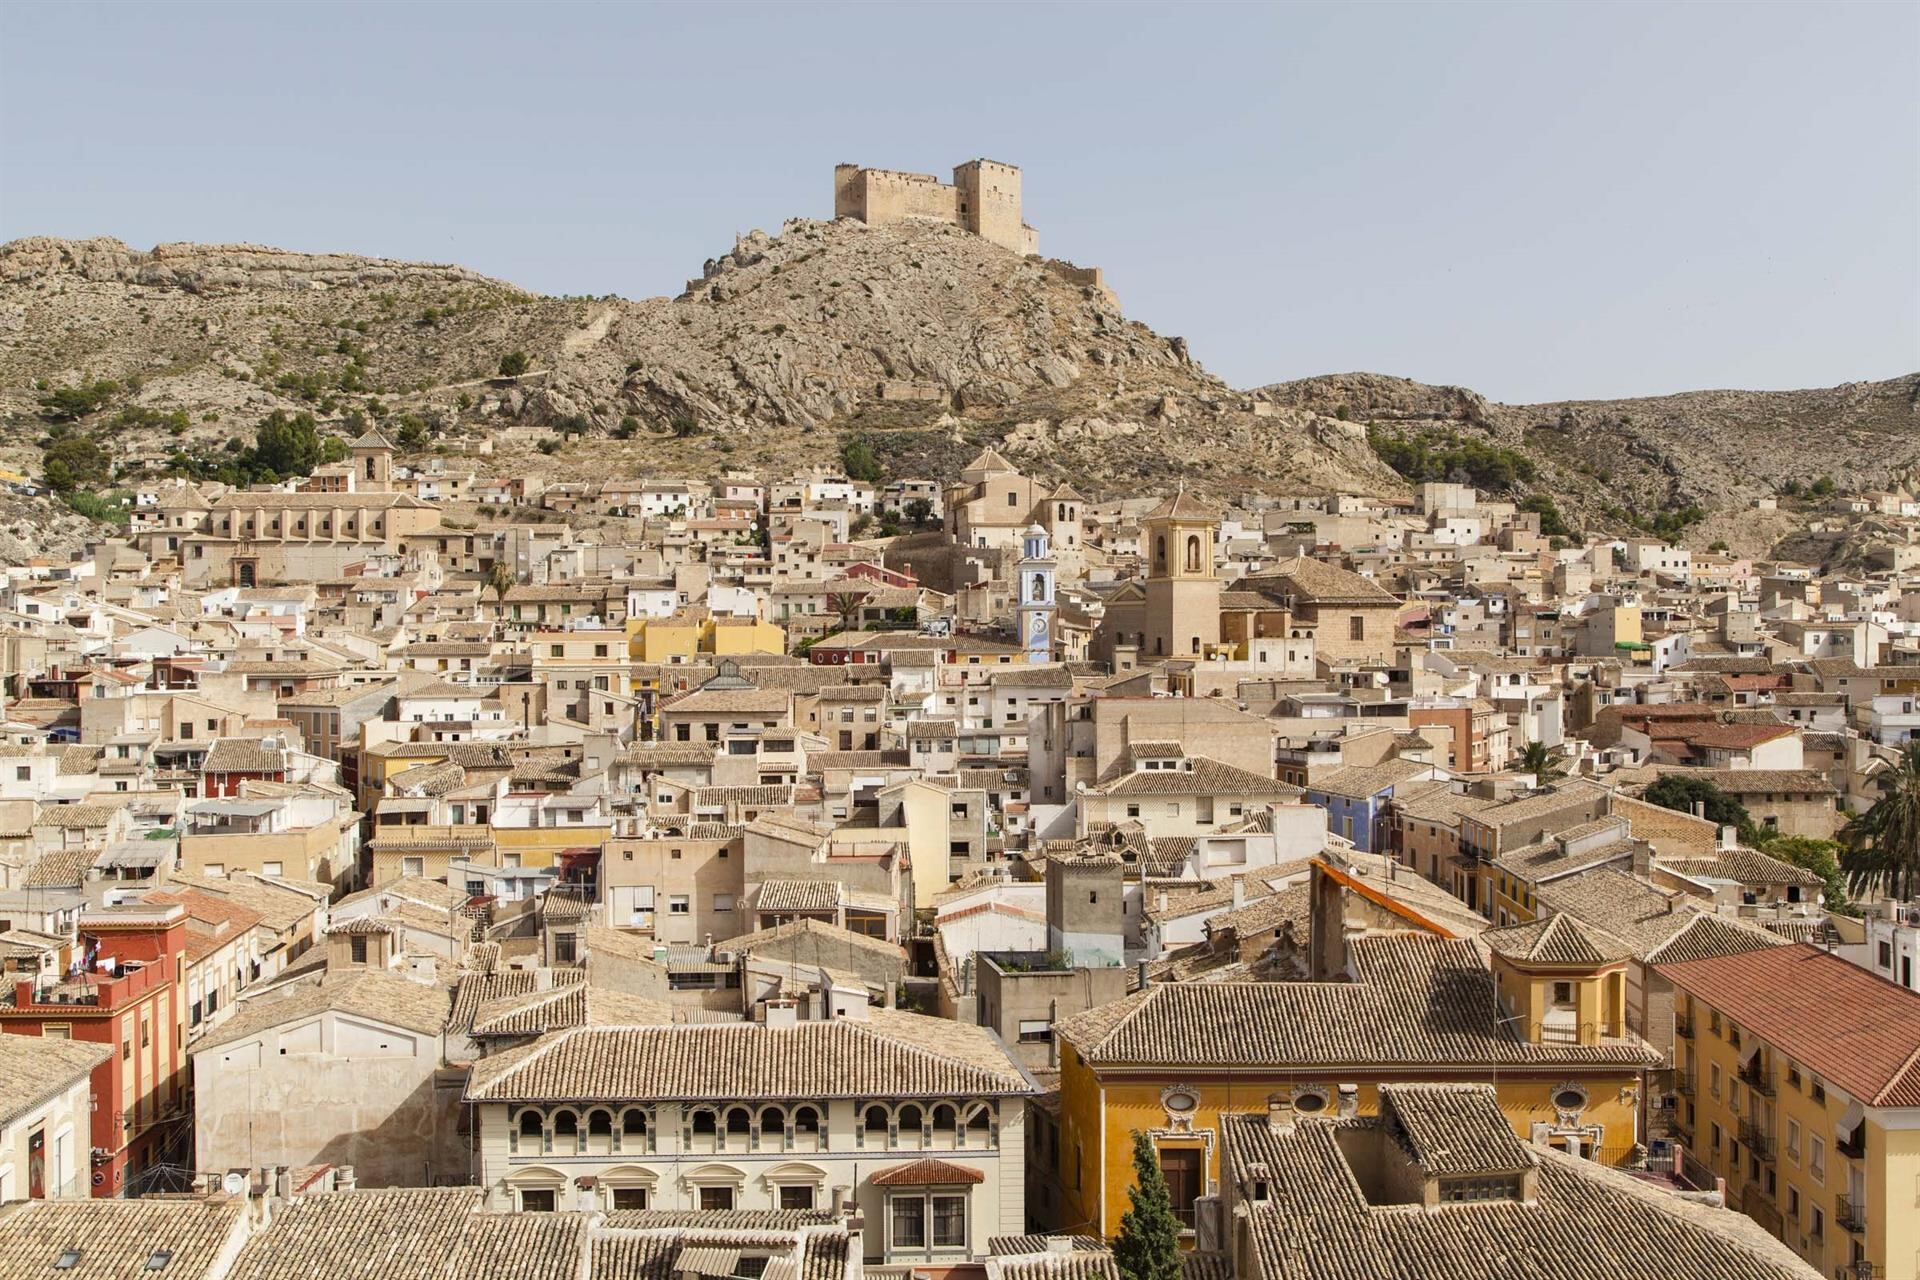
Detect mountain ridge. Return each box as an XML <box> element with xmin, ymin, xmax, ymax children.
<box><xmin>2</xmin><ymin>225</ymin><xmax>1914</xmax><ymax>556</ymax></box>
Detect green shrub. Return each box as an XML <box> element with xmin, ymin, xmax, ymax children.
<box><xmin>498</xmin><ymin>351</ymin><xmax>530</xmax><ymax>378</ymax></box>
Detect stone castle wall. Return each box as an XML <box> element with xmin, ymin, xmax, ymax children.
<box><xmin>834</xmin><ymin>160</ymin><xmax>1038</xmax><ymax>256</ymax></box>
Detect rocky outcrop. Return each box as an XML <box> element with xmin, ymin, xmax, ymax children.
<box><xmin>0</xmin><ymin>236</ymin><xmax>504</xmax><ymax>294</ymax></box>
<box><xmin>0</xmin><ymin>220</ymin><xmax>1410</xmax><ymax>503</ymax></box>
<box><xmin>1263</xmin><ymin>371</ymin><xmax>1920</xmax><ymax>519</ymax></box>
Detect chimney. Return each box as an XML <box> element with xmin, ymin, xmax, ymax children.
<box><xmin>1266</xmin><ymin>1095</ymin><xmax>1294</xmax><ymax>1133</ymax></box>
<box><xmin>1336</xmin><ymin>1083</ymin><xmax>1359</xmax><ymax>1118</ymax></box>
<box><xmin>1155</xmin><ymin>891</ymin><xmax>1169</xmax><ymax>913</ymax></box>
<box><xmin>764</xmin><ymin>997</ymin><xmax>799</xmax><ymax>1029</ymax></box>
<box><xmin>335</xmin><ymin>1165</ymin><xmax>356</xmax><ymax>1192</ymax></box>
<box><xmin>1230</xmin><ymin>878</ymin><xmax>1245</xmax><ymax>910</ymax></box>
<box><xmin>1718</xmin><ymin>824</ymin><xmax>1738</xmax><ymax>850</ymax></box>
<box><xmin>1046</xmin><ymin>1238</ymin><xmax>1076</xmax><ymax>1256</ymax></box>
<box><xmin>1136</xmin><ymin>959</ymin><xmax>1151</xmax><ymax>990</ymax></box>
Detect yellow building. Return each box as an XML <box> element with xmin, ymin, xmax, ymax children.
<box><xmin>1661</xmin><ymin>941</ymin><xmax>1920</xmax><ymax>1280</ymax></box>
<box><xmin>627</xmin><ymin>615</ymin><xmax>786</xmax><ymax>663</ymax></box>
<box><xmin>1052</xmin><ymin>910</ymin><xmax>1659</xmax><ymax>1238</ymax></box>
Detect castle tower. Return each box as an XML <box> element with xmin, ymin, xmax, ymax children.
<box><xmin>1017</xmin><ymin>523</ymin><xmax>1057</xmax><ymax>663</ymax></box>
<box><xmin>1143</xmin><ymin>488</ymin><xmax>1221</xmax><ymax>659</ymax></box>
<box><xmin>350</xmin><ymin>429</ymin><xmax>396</xmax><ymax>492</ymax></box>
<box><xmin>952</xmin><ymin>159</ymin><xmax>1037</xmax><ymax>256</ymax></box>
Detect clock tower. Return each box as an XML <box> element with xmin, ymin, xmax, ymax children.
<box><xmin>1016</xmin><ymin>523</ymin><xmax>1056</xmax><ymax>662</ymax></box>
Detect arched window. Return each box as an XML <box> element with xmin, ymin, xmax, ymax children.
<box><xmin>692</xmin><ymin>1109</ymin><xmax>717</xmax><ymax>1135</ymax></box>
<box><xmin>622</xmin><ymin>1109</ymin><xmax>648</xmax><ymax>1137</ymax></box>
<box><xmin>932</xmin><ymin>1105</ymin><xmax>957</xmax><ymax>1141</ymax></box>
<box><xmin>588</xmin><ymin>1109</ymin><xmax>613</xmax><ymax>1135</ymax></box>
<box><xmin>552</xmin><ymin>1110</ymin><xmax>578</xmax><ymax>1139</ymax></box>
<box><xmin>1185</xmin><ymin>534</ymin><xmax>1202</xmax><ymax>573</ymax></box>
<box><xmin>898</xmin><ymin>1105</ymin><xmax>923</xmax><ymax>1131</ymax></box>
<box><xmin>966</xmin><ymin>1104</ymin><xmax>992</xmax><ymax>1139</ymax></box>
<box><xmin>794</xmin><ymin>1106</ymin><xmax>821</xmax><ymax>1135</ymax></box>
<box><xmin>518</xmin><ymin>1110</ymin><xmax>544</xmax><ymax>1142</ymax></box>
<box><xmin>1154</xmin><ymin>536</ymin><xmax>1167</xmax><ymax>572</ymax></box>
<box><xmin>726</xmin><ymin>1107</ymin><xmax>752</xmax><ymax>1136</ymax></box>
<box><xmin>761</xmin><ymin>1106</ymin><xmax>786</xmax><ymax>1136</ymax></box>
<box><xmin>863</xmin><ymin>1105</ymin><xmax>889</xmax><ymax>1135</ymax></box>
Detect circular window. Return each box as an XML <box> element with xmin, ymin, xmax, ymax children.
<box><xmin>1162</xmin><ymin>1088</ymin><xmax>1199</xmax><ymax>1116</ymax></box>
<box><xmin>1553</xmin><ymin>1086</ymin><xmax>1589</xmax><ymax>1112</ymax></box>
<box><xmin>1292</xmin><ymin>1088</ymin><xmax>1330</xmax><ymax>1114</ymax></box>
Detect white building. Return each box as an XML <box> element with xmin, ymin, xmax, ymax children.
<box><xmin>465</xmin><ymin>1004</ymin><xmax>1035</xmax><ymax>1270</ymax></box>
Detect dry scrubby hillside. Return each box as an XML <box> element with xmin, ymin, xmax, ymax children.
<box><xmin>1261</xmin><ymin>371</ymin><xmax>1920</xmax><ymax>530</ymax></box>
<box><xmin>3</xmin><ymin>225</ymin><xmax>1913</xmax><ymax>560</ymax></box>
<box><xmin>0</xmin><ymin>221</ymin><xmax>1401</xmax><ymax>534</ymax></box>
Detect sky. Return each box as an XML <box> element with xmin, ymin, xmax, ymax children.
<box><xmin>2</xmin><ymin>1</ymin><xmax>1914</xmax><ymax>404</ymax></box>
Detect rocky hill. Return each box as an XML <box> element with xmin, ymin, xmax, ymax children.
<box><xmin>0</xmin><ymin>221</ymin><xmax>1401</xmax><ymax>544</ymax></box>
<box><xmin>1259</xmin><ymin>371</ymin><xmax>1920</xmax><ymax>528</ymax></box>
<box><xmin>3</xmin><ymin>223</ymin><xmax>1912</xmax><ymax>560</ymax></box>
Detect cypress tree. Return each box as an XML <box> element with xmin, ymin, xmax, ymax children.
<box><xmin>1113</xmin><ymin>1130</ymin><xmax>1183</xmax><ymax>1280</ymax></box>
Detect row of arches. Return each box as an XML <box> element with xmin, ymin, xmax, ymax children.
<box><xmin>507</xmin><ymin>1100</ymin><xmax>1002</xmax><ymax>1158</ymax></box>
<box><xmin>513</xmin><ymin>1106</ymin><xmax>653</xmax><ymax>1156</ymax></box>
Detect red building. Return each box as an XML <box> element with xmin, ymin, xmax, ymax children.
<box><xmin>199</xmin><ymin>736</ymin><xmax>289</xmax><ymax>798</ymax></box>
<box><xmin>0</xmin><ymin>904</ymin><xmax>190</xmax><ymax>1197</ymax></box>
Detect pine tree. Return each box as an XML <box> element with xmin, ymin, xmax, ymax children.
<box><xmin>1113</xmin><ymin>1131</ymin><xmax>1183</xmax><ymax>1280</ymax></box>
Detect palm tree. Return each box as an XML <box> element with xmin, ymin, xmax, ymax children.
<box><xmin>1841</xmin><ymin>743</ymin><xmax>1920</xmax><ymax>901</ymax></box>
<box><xmin>1519</xmin><ymin>740</ymin><xmax>1566</xmax><ymax>786</ymax></box>
<box><xmin>485</xmin><ymin>560</ymin><xmax>517</xmax><ymax>601</ymax></box>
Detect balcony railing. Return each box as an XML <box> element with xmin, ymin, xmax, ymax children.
<box><xmin>1842</xmin><ymin>1262</ymin><xmax>1878</xmax><ymax>1280</ymax></box>
<box><xmin>1838</xmin><ymin>1129</ymin><xmax>1867</xmax><ymax>1161</ymax></box>
<box><xmin>1738</xmin><ymin>1120</ymin><xmax>1772</xmax><ymax>1162</ymax></box>
<box><xmin>1737</xmin><ymin>1061</ymin><xmax>1774</xmax><ymax>1097</ymax></box>
<box><xmin>1674</xmin><ymin>1075</ymin><xmax>1694</xmax><ymax>1098</ymax></box>
<box><xmin>1674</xmin><ymin>1014</ymin><xmax>1694</xmax><ymax>1039</ymax></box>
<box><xmin>1836</xmin><ymin>1195</ymin><xmax>1868</xmax><ymax>1235</ymax></box>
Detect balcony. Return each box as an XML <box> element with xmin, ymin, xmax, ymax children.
<box><xmin>1737</xmin><ymin>1061</ymin><xmax>1774</xmax><ymax>1097</ymax></box>
<box><xmin>1674</xmin><ymin>1075</ymin><xmax>1694</xmax><ymax>1098</ymax></box>
<box><xmin>1737</xmin><ymin>1120</ymin><xmax>1772</xmax><ymax>1162</ymax></box>
<box><xmin>1841</xmin><ymin>1263</ymin><xmax>1879</xmax><ymax>1280</ymax></box>
<box><xmin>1674</xmin><ymin>1014</ymin><xmax>1694</xmax><ymax>1039</ymax></box>
<box><xmin>1838</xmin><ymin>1128</ymin><xmax>1867</xmax><ymax>1161</ymax></box>
<box><xmin>1836</xmin><ymin>1195</ymin><xmax>1868</xmax><ymax>1235</ymax></box>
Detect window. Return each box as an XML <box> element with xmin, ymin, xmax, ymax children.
<box><xmin>402</xmin><ymin>857</ymin><xmax>425</xmax><ymax>877</ymax></box>
<box><xmin>1709</xmin><ymin>1063</ymin><xmax>1722</xmax><ymax>1098</ymax></box>
<box><xmin>519</xmin><ymin>1188</ymin><xmax>556</xmax><ymax>1212</ymax></box>
<box><xmin>553</xmin><ymin>932</ymin><xmax>578</xmax><ymax>964</ymax></box>
<box><xmin>1787</xmin><ymin>1119</ymin><xmax>1800</xmax><ymax>1161</ymax></box>
<box><xmin>1809</xmin><ymin>1136</ymin><xmax>1824</xmax><ymax>1181</ymax></box>
<box><xmin>261</xmin><ymin>861</ymin><xmax>282</xmax><ymax>877</ymax></box>
<box><xmin>1811</xmin><ymin>1206</ymin><xmax>1824</xmax><ymax>1239</ymax></box>
<box><xmin>932</xmin><ymin>1195</ymin><xmax>966</xmax><ymax>1247</ymax></box>
<box><xmin>1017</xmin><ymin>1019</ymin><xmax>1053</xmax><ymax>1044</ymax></box>
<box><xmin>1349</xmin><ymin>616</ymin><xmax>1365</xmax><ymax>641</ymax></box>
<box><xmin>611</xmin><ymin>1187</ymin><xmax>648</xmax><ymax>1210</ymax></box>
<box><xmin>780</xmin><ymin>1184</ymin><xmax>815</xmax><ymax>1211</ymax></box>
<box><xmin>1880</xmin><ymin>941</ymin><xmax>1893</xmax><ymax>969</ymax></box>
<box><xmin>1157</xmin><ymin>1146</ymin><xmax>1202</xmax><ymax>1229</ymax></box>
<box><xmin>699</xmin><ymin>1186</ymin><xmax>734</xmax><ymax>1211</ymax></box>
<box><xmin>713</xmin><ymin>894</ymin><xmax>735</xmax><ymax>913</ymax></box>
<box><xmin>350</xmin><ymin>936</ymin><xmax>368</xmax><ymax>964</ymax></box>
<box><xmin>892</xmin><ymin>1197</ymin><xmax>926</xmax><ymax>1249</ymax></box>
<box><xmin>669</xmin><ymin>896</ymin><xmax>690</xmax><ymax>915</ymax></box>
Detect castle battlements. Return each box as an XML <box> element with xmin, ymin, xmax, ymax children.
<box><xmin>834</xmin><ymin>159</ymin><xmax>1039</xmax><ymax>256</ymax></box>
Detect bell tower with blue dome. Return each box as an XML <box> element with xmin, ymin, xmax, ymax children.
<box><xmin>1016</xmin><ymin>523</ymin><xmax>1056</xmax><ymax>662</ymax></box>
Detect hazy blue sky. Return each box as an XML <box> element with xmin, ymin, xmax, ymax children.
<box><xmin>3</xmin><ymin>1</ymin><xmax>1914</xmax><ymax>403</ymax></box>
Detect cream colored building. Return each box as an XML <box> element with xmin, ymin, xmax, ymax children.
<box><xmin>0</xmin><ymin>1034</ymin><xmax>109</xmax><ymax>1201</ymax></box>
<box><xmin>466</xmin><ymin>1004</ymin><xmax>1036</xmax><ymax>1269</ymax></box>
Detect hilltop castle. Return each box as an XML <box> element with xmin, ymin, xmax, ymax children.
<box><xmin>834</xmin><ymin>159</ymin><xmax>1039</xmax><ymax>256</ymax></box>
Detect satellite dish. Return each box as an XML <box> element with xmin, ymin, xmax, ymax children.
<box><xmin>222</xmin><ymin>1171</ymin><xmax>248</xmax><ymax>1196</ymax></box>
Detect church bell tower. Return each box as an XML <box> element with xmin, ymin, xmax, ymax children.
<box><xmin>1017</xmin><ymin>523</ymin><xmax>1056</xmax><ymax>662</ymax></box>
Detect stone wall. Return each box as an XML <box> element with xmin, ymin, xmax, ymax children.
<box><xmin>834</xmin><ymin>160</ymin><xmax>1037</xmax><ymax>256</ymax></box>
